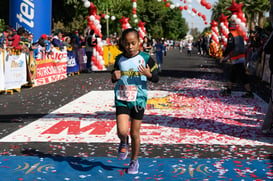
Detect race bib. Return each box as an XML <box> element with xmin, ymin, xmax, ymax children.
<box><xmin>117</xmin><ymin>85</ymin><xmax>138</xmax><ymax>102</ymax></box>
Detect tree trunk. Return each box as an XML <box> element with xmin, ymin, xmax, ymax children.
<box><xmin>250</xmin><ymin>13</ymin><xmax>255</xmax><ymax>31</ymax></box>
<box><xmin>270</xmin><ymin>0</ymin><xmax>273</xmax><ymax>26</ymax></box>
<box><xmin>258</xmin><ymin>12</ymin><xmax>264</xmax><ymax>28</ymax></box>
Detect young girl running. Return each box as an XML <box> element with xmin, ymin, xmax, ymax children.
<box><xmin>111</xmin><ymin>28</ymin><xmax>159</xmax><ymax>174</ymax></box>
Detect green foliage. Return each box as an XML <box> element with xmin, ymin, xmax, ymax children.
<box><xmin>0</xmin><ymin>19</ymin><xmax>5</xmax><ymax>32</ymax></box>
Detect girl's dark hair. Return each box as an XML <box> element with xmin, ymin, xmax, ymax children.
<box><xmin>118</xmin><ymin>28</ymin><xmax>139</xmax><ymax>52</ymax></box>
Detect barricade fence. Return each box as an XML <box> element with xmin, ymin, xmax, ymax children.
<box><xmin>0</xmin><ymin>45</ymin><xmax>121</xmax><ymax>93</ymax></box>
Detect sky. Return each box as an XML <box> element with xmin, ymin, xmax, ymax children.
<box><xmin>172</xmin><ymin>0</ymin><xmax>218</xmax><ymax>32</ymax></box>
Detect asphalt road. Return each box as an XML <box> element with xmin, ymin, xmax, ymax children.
<box><xmin>0</xmin><ymin>47</ymin><xmax>272</xmax><ymax>181</ymax></box>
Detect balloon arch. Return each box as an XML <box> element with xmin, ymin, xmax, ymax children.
<box><xmin>81</xmin><ymin>0</ymin><xmax>249</xmax><ymax>67</ymax></box>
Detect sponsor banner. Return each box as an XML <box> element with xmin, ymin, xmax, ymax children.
<box><xmin>67</xmin><ymin>50</ymin><xmax>79</xmax><ymax>73</ymax></box>
<box><xmin>0</xmin><ymin>156</ymin><xmax>272</xmax><ymax>180</ymax></box>
<box><xmin>4</xmin><ymin>52</ymin><xmax>27</xmax><ymax>90</ymax></box>
<box><xmin>0</xmin><ymin>51</ymin><xmax>4</xmax><ymax>90</ymax></box>
<box><xmin>34</xmin><ymin>48</ymin><xmax>67</xmax><ymax>86</ymax></box>
<box><xmin>0</xmin><ymin>90</ymin><xmax>271</xmax><ymax>145</ymax></box>
<box><xmin>9</xmin><ymin>0</ymin><xmax>52</xmax><ymax>42</ymax></box>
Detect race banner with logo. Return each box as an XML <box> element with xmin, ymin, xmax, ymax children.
<box><xmin>33</xmin><ymin>48</ymin><xmax>67</xmax><ymax>86</ymax></box>
<box><xmin>4</xmin><ymin>52</ymin><xmax>27</xmax><ymax>90</ymax></box>
<box><xmin>0</xmin><ymin>51</ymin><xmax>4</xmax><ymax>90</ymax></box>
<box><xmin>67</xmin><ymin>50</ymin><xmax>79</xmax><ymax>73</ymax></box>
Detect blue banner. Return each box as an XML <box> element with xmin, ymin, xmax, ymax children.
<box><xmin>9</xmin><ymin>0</ymin><xmax>52</xmax><ymax>41</ymax></box>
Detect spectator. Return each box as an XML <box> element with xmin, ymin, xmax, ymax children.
<box><xmin>142</xmin><ymin>36</ymin><xmax>152</xmax><ymax>54</ymax></box>
<box><xmin>63</xmin><ymin>36</ymin><xmax>72</xmax><ymax>51</ymax></box>
<box><xmin>155</xmin><ymin>39</ymin><xmax>164</xmax><ymax>72</ymax></box>
<box><xmin>52</xmin><ymin>30</ymin><xmax>64</xmax><ymax>50</ymax></box>
<box><xmin>85</xmin><ymin>29</ymin><xmax>96</xmax><ymax>73</ymax></box>
<box><xmin>261</xmin><ymin>0</ymin><xmax>273</xmax><ymax>135</ymax></box>
<box><xmin>186</xmin><ymin>40</ymin><xmax>193</xmax><ymax>56</ymax></box>
<box><xmin>0</xmin><ymin>26</ymin><xmax>13</xmax><ymax>49</ymax></box>
<box><xmin>220</xmin><ymin>22</ymin><xmax>254</xmax><ymax>98</ymax></box>
<box><xmin>12</xmin><ymin>27</ymin><xmax>26</xmax><ymax>50</ymax></box>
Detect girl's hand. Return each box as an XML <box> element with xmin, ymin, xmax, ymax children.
<box><xmin>138</xmin><ymin>64</ymin><xmax>152</xmax><ymax>79</ymax></box>
<box><xmin>112</xmin><ymin>70</ymin><xmax>121</xmax><ymax>81</ymax></box>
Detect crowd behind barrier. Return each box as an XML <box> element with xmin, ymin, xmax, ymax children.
<box><xmin>1</xmin><ymin>25</ymin><xmax>273</xmax><ymax>94</ymax></box>
<box><xmin>193</xmin><ymin>27</ymin><xmax>273</xmax><ymax>85</ymax></box>
<box><xmin>0</xmin><ymin>26</ymin><xmax>122</xmax><ymax>93</ymax></box>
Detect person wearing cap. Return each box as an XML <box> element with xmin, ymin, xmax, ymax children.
<box><xmin>220</xmin><ymin>21</ymin><xmax>254</xmax><ymax>98</ymax></box>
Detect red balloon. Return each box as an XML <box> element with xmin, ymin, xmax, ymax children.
<box><xmin>164</xmin><ymin>0</ymin><xmax>167</xmax><ymax>2</ymax></box>
<box><xmin>201</xmin><ymin>0</ymin><xmax>207</xmax><ymax>6</ymax></box>
<box><xmin>192</xmin><ymin>8</ymin><xmax>197</xmax><ymax>14</ymax></box>
<box><xmin>198</xmin><ymin>12</ymin><xmax>202</xmax><ymax>16</ymax></box>
<box><xmin>165</xmin><ymin>3</ymin><xmax>170</xmax><ymax>8</ymax></box>
<box><xmin>179</xmin><ymin>6</ymin><xmax>183</xmax><ymax>11</ymax></box>
<box><xmin>205</xmin><ymin>22</ymin><xmax>208</xmax><ymax>25</ymax></box>
<box><xmin>184</xmin><ymin>5</ymin><xmax>188</xmax><ymax>10</ymax></box>
<box><xmin>206</xmin><ymin>3</ymin><xmax>212</xmax><ymax>9</ymax></box>
<box><xmin>95</xmin><ymin>15</ymin><xmax>100</xmax><ymax>20</ymax></box>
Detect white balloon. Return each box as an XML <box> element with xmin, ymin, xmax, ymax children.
<box><xmin>231</xmin><ymin>14</ymin><xmax>237</xmax><ymax>20</ymax></box>
<box><xmin>89</xmin><ymin>15</ymin><xmax>95</xmax><ymax>21</ymax></box>
<box><xmin>104</xmin><ymin>15</ymin><xmax>110</xmax><ymax>19</ymax></box>
<box><xmin>94</xmin><ymin>19</ymin><xmax>99</xmax><ymax>25</ymax></box>
<box><xmin>82</xmin><ymin>0</ymin><xmax>88</xmax><ymax>2</ymax></box>
<box><xmin>97</xmin><ymin>24</ymin><xmax>102</xmax><ymax>30</ymax></box>
<box><xmin>133</xmin><ymin>14</ymin><xmax>138</xmax><ymax>18</ymax></box>
<box><xmin>170</xmin><ymin>4</ymin><xmax>175</xmax><ymax>9</ymax></box>
<box><xmin>133</xmin><ymin>2</ymin><xmax>137</xmax><ymax>8</ymax></box>
<box><xmin>84</xmin><ymin>1</ymin><xmax>90</xmax><ymax>8</ymax></box>
<box><xmin>97</xmin><ymin>56</ymin><xmax>102</xmax><ymax>61</ymax></box>
<box><xmin>111</xmin><ymin>16</ymin><xmax>116</xmax><ymax>21</ymax></box>
<box><xmin>157</xmin><ymin>0</ymin><xmax>161</xmax><ymax>2</ymax></box>
<box><xmin>134</xmin><ymin>19</ymin><xmax>139</xmax><ymax>23</ymax></box>
<box><xmin>235</xmin><ymin>18</ymin><xmax>241</xmax><ymax>24</ymax></box>
<box><xmin>98</xmin><ymin>42</ymin><xmax>103</xmax><ymax>47</ymax></box>
<box><xmin>220</xmin><ymin>22</ymin><xmax>224</xmax><ymax>26</ymax></box>
<box><xmin>195</xmin><ymin>0</ymin><xmax>201</xmax><ymax>3</ymax></box>
<box><xmin>175</xmin><ymin>3</ymin><xmax>179</xmax><ymax>7</ymax></box>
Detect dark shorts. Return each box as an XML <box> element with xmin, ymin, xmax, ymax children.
<box><xmin>229</xmin><ymin>63</ymin><xmax>249</xmax><ymax>85</ymax></box>
<box><xmin>116</xmin><ymin>106</ymin><xmax>145</xmax><ymax>120</ymax></box>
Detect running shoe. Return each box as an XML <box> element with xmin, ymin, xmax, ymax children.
<box><xmin>128</xmin><ymin>159</ymin><xmax>139</xmax><ymax>174</ymax></box>
<box><xmin>117</xmin><ymin>136</ymin><xmax>129</xmax><ymax>160</ymax></box>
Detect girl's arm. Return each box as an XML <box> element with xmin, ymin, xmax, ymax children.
<box><xmin>111</xmin><ymin>58</ymin><xmax>120</xmax><ymax>83</ymax></box>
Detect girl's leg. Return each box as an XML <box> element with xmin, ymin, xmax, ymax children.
<box><xmin>130</xmin><ymin>118</ymin><xmax>142</xmax><ymax>160</ymax></box>
<box><xmin>117</xmin><ymin>114</ymin><xmax>130</xmax><ymax>143</ymax></box>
